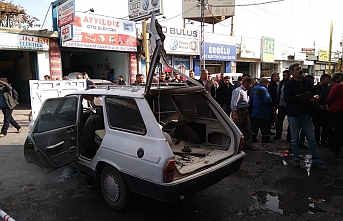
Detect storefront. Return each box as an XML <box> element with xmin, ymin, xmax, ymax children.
<box><xmin>237</xmin><ymin>36</ymin><xmax>261</xmax><ymax>78</ymax></box>
<box><xmin>237</xmin><ymin>36</ymin><xmax>285</xmax><ymax>78</ymax></box>
<box><xmin>0</xmin><ymin>29</ymin><xmax>59</xmax><ymax>102</ymax></box>
<box><xmin>53</xmin><ymin>4</ymin><xmax>137</xmax><ymax>83</ymax></box>
<box><xmin>194</xmin><ymin>33</ymin><xmax>236</xmax><ymax>76</ymax></box>
<box><xmin>140</xmin><ymin>25</ymin><xmax>199</xmax><ymax>78</ymax></box>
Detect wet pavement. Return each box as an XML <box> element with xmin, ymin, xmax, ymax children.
<box><xmin>0</xmin><ymin>104</ymin><xmax>343</xmax><ymax>220</ymax></box>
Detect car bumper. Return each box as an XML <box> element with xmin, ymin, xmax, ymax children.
<box><xmin>121</xmin><ymin>152</ymin><xmax>245</xmax><ymax>203</ymax></box>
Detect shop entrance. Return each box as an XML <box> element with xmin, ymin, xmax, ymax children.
<box><xmin>61</xmin><ymin>49</ymin><xmax>129</xmax><ymax>82</ymax></box>
<box><xmin>204</xmin><ymin>61</ymin><xmax>224</xmax><ymax>74</ymax></box>
<box><xmin>0</xmin><ymin>50</ymin><xmax>38</xmax><ymax>102</ymax></box>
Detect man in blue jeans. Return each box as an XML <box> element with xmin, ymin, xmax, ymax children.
<box><xmin>284</xmin><ymin>63</ymin><xmax>327</xmax><ymax>170</ymax></box>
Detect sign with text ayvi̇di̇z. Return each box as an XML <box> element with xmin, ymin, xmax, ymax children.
<box><xmin>58</xmin><ymin>0</ymin><xmax>75</xmax><ymax>28</ymax></box>
<box><xmin>262</xmin><ymin>36</ymin><xmax>275</xmax><ymax>62</ymax></box>
<box><xmin>128</xmin><ymin>0</ymin><xmax>163</xmax><ymax>21</ymax></box>
<box><xmin>62</xmin><ymin>12</ymin><xmax>137</xmax><ymax>52</ymax></box>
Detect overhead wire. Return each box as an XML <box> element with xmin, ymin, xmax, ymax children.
<box><xmin>41</xmin><ymin>3</ymin><xmax>52</xmax><ymax>29</ymax></box>
<box><xmin>159</xmin><ymin>4</ymin><xmax>198</xmax><ymax>22</ymax></box>
<box><xmin>210</xmin><ymin>0</ymin><xmax>286</xmax><ymax>7</ymax></box>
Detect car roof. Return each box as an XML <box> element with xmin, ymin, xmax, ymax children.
<box><xmin>68</xmin><ymin>85</ymin><xmax>205</xmax><ymax>98</ymax></box>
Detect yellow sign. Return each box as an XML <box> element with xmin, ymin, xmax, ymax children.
<box><xmin>318</xmin><ymin>49</ymin><xmax>329</xmax><ymax>62</ymax></box>
<box><xmin>262</xmin><ymin>37</ymin><xmax>275</xmax><ymax>62</ymax></box>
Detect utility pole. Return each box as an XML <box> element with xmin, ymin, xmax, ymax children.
<box><xmin>198</xmin><ymin>0</ymin><xmax>208</xmax><ymax>70</ymax></box>
<box><xmin>328</xmin><ymin>20</ymin><xmax>333</xmax><ymax>74</ymax></box>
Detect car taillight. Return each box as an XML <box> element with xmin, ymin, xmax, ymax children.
<box><xmin>238</xmin><ymin>136</ymin><xmax>244</xmax><ymax>153</ymax></box>
<box><xmin>163</xmin><ymin>160</ymin><xmax>175</xmax><ymax>183</ymax></box>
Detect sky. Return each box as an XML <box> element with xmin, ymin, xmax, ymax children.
<box><xmin>10</xmin><ymin>0</ymin><xmax>343</xmax><ymax>53</ymax></box>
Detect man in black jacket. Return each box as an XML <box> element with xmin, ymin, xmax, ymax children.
<box><xmin>284</xmin><ymin>63</ymin><xmax>326</xmax><ymax>170</ymax></box>
<box><xmin>216</xmin><ymin>76</ymin><xmax>234</xmax><ymax>116</ymax></box>
<box><xmin>274</xmin><ymin>69</ymin><xmax>291</xmax><ymax>141</ymax></box>
<box><xmin>268</xmin><ymin>71</ymin><xmax>279</xmax><ymax>131</ymax></box>
<box><xmin>313</xmin><ymin>74</ymin><xmax>331</xmax><ymax>147</ymax></box>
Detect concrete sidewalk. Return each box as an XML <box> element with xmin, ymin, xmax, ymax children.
<box><xmin>0</xmin><ymin>102</ymin><xmax>31</xmax><ymax>144</ymax></box>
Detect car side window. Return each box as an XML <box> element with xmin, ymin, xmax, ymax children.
<box><xmin>106</xmin><ymin>97</ymin><xmax>146</xmax><ymax>134</ymax></box>
<box><xmin>34</xmin><ymin>97</ymin><xmax>77</xmax><ymax>133</ymax></box>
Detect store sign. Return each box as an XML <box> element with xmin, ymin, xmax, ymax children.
<box><xmin>61</xmin><ymin>24</ymin><xmax>74</xmax><ymax>42</ymax></box>
<box><xmin>240</xmin><ymin>36</ymin><xmax>261</xmax><ymax>59</ymax></box>
<box><xmin>204</xmin><ymin>44</ymin><xmax>236</xmax><ymax>61</ymax></box>
<box><xmin>262</xmin><ymin>36</ymin><xmax>275</xmax><ymax>62</ymax></box>
<box><xmin>49</xmin><ymin>39</ymin><xmax>62</xmax><ymax>80</ymax></box>
<box><xmin>162</xmin><ymin>26</ymin><xmax>199</xmax><ymax>55</ymax></box>
<box><xmin>173</xmin><ymin>56</ymin><xmax>190</xmax><ymax>74</ymax></box>
<box><xmin>274</xmin><ymin>42</ymin><xmax>288</xmax><ymax>60</ymax></box>
<box><xmin>62</xmin><ymin>12</ymin><xmax>137</xmax><ymax>52</ymax></box>
<box><xmin>128</xmin><ymin>0</ymin><xmax>163</xmax><ymax>21</ymax></box>
<box><xmin>0</xmin><ymin>33</ymin><xmax>49</xmax><ymax>51</ymax></box>
<box><xmin>301</xmin><ymin>48</ymin><xmax>315</xmax><ymax>55</ymax></box>
<box><xmin>183</xmin><ymin>0</ymin><xmax>235</xmax><ymax>19</ymax></box>
<box><xmin>318</xmin><ymin>49</ymin><xmax>329</xmax><ymax>62</ymax></box>
<box><xmin>130</xmin><ymin>53</ymin><xmax>138</xmax><ymax>84</ymax></box>
<box><xmin>294</xmin><ymin>52</ymin><xmax>306</xmax><ymax>61</ymax></box>
<box><xmin>203</xmin><ymin>33</ymin><xmax>236</xmax><ymax>61</ymax></box>
<box><xmin>58</xmin><ymin>0</ymin><xmax>75</xmax><ymax>28</ymax></box>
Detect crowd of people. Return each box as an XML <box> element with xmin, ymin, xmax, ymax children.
<box><xmin>131</xmin><ymin>63</ymin><xmax>343</xmax><ymax>170</ymax></box>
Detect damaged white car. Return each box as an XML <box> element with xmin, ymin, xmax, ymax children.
<box><xmin>24</xmin><ymin>15</ymin><xmax>245</xmax><ymax>211</ymax></box>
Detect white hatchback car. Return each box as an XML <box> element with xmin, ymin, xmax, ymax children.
<box><xmin>24</xmin><ymin>16</ymin><xmax>245</xmax><ymax>211</ymax></box>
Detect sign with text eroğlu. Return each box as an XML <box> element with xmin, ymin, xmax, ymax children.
<box><xmin>62</xmin><ymin>12</ymin><xmax>137</xmax><ymax>52</ymax></box>
<box><xmin>128</xmin><ymin>0</ymin><xmax>163</xmax><ymax>21</ymax></box>
<box><xmin>203</xmin><ymin>33</ymin><xmax>236</xmax><ymax>61</ymax></box>
<box><xmin>58</xmin><ymin>0</ymin><xmax>75</xmax><ymax>28</ymax></box>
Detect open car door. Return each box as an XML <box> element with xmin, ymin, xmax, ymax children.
<box><xmin>24</xmin><ymin>96</ymin><xmax>79</xmax><ymax>173</ymax></box>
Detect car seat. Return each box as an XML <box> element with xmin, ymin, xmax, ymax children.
<box><xmin>82</xmin><ymin>107</ymin><xmax>105</xmax><ymax>155</ymax></box>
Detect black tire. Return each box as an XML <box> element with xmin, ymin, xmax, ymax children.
<box><xmin>101</xmin><ymin>165</ymin><xmax>130</xmax><ymax>211</ymax></box>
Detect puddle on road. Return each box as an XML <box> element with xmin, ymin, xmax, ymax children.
<box><xmin>252</xmin><ymin>176</ymin><xmax>343</xmax><ymax>215</ymax></box>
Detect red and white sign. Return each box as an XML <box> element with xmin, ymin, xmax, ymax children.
<box><xmin>130</xmin><ymin>53</ymin><xmax>138</xmax><ymax>84</ymax></box>
<box><xmin>61</xmin><ymin>24</ymin><xmax>73</xmax><ymax>42</ymax></box>
<box><xmin>62</xmin><ymin>12</ymin><xmax>137</xmax><ymax>52</ymax></box>
<box><xmin>58</xmin><ymin>0</ymin><xmax>75</xmax><ymax>28</ymax></box>
<box><xmin>49</xmin><ymin>39</ymin><xmax>62</xmax><ymax>80</ymax></box>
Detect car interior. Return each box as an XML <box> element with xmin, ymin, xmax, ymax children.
<box><xmin>81</xmin><ymin>96</ymin><xmax>105</xmax><ymax>159</ymax></box>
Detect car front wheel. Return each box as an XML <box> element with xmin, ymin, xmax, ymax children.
<box><xmin>101</xmin><ymin>165</ymin><xmax>130</xmax><ymax>211</ymax></box>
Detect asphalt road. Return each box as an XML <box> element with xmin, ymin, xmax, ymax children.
<box><xmin>1</xmin><ymin>105</ymin><xmax>343</xmax><ymax>221</ymax></box>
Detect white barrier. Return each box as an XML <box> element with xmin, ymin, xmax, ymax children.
<box><xmin>0</xmin><ymin>209</ymin><xmax>16</xmax><ymax>221</ymax></box>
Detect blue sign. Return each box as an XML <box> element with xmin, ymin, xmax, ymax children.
<box><xmin>204</xmin><ymin>43</ymin><xmax>236</xmax><ymax>61</ymax></box>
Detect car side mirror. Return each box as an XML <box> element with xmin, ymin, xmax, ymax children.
<box><xmin>41</xmin><ymin>112</ymin><xmax>54</xmax><ymax>121</ymax></box>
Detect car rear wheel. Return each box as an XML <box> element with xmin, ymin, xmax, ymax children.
<box><xmin>101</xmin><ymin>165</ymin><xmax>130</xmax><ymax>211</ymax></box>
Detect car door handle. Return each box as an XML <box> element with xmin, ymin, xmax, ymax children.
<box><xmin>46</xmin><ymin>141</ymin><xmax>65</xmax><ymax>150</ymax></box>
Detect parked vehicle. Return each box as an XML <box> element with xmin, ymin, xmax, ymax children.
<box><xmin>24</xmin><ymin>15</ymin><xmax>245</xmax><ymax>211</ymax></box>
